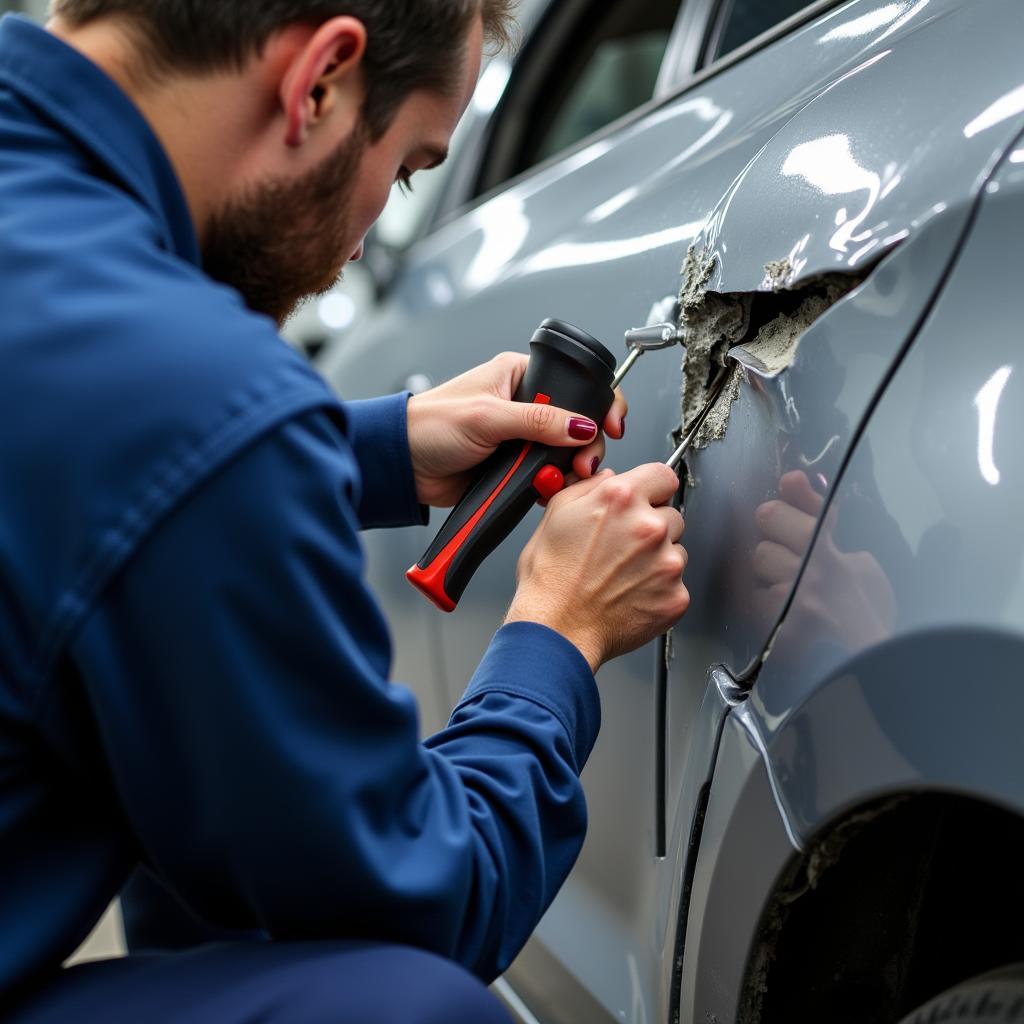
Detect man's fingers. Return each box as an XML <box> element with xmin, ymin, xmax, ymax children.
<box><xmin>571</xmin><ymin>437</ymin><xmax>606</xmax><ymax>479</ymax></box>
<box><xmin>603</xmin><ymin>387</ymin><xmax>628</xmax><ymax>439</ymax></box>
<box><xmin>492</xmin><ymin>351</ymin><xmax>529</xmax><ymax>394</ymax></box>
<box><xmin>619</xmin><ymin>462</ymin><xmax>681</xmax><ymax>507</ymax></box>
<box><xmin>486</xmin><ymin>400</ymin><xmax>600</xmax><ymax>448</ymax></box>
<box><xmin>753</xmin><ymin>539</ymin><xmax>801</xmax><ymax>586</ymax></box>
<box><xmin>548</xmin><ymin>467</ymin><xmax>615</xmax><ymax>509</ymax></box>
<box><xmin>479</xmin><ymin>368</ymin><xmax>626</xmax><ymax>452</ymax></box>
<box><xmin>756</xmin><ymin>498</ymin><xmax>816</xmax><ymax>553</ymax></box>
<box><xmin>553</xmin><ymin>464</ymin><xmax>678</xmax><ymax>515</ymax></box>
<box><xmin>656</xmin><ymin>505</ymin><xmax>685</xmax><ymax>544</ymax></box>
<box><xmin>779</xmin><ymin>470</ymin><xmax>825</xmax><ymax>516</ymax></box>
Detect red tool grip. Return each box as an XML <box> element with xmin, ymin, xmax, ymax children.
<box><xmin>407</xmin><ymin>319</ymin><xmax>617</xmax><ymax>611</ymax></box>
<box><xmin>406</xmin><ymin>438</ymin><xmax>537</xmax><ymax>612</ymax></box>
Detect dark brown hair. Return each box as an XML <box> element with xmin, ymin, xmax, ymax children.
<box><xmin>49</xmin><ymin>0</ymin><xmax>516</xmax><ymax>137</ymax></box>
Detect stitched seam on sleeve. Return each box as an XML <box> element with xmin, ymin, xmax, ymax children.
<box><xmin>453</xmin><ymin>684</ymin><xmax>585</xmax><ymax>771</ymax></box>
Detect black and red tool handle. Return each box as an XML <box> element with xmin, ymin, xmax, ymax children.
<box><xmin>407</xmin><ymin>318</ymin><xmax>617</xmax><ymax>612</ymax></box>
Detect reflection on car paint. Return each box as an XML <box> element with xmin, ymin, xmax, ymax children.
<box><xmin>320</xmin><ymin>1</ymin><xmax>1024</xmax><ymax>1020</ymax></box>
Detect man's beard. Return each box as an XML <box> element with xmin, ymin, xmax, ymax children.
<box><xmin>202</xmin><ymin>125</ymin><xmax>366</xmax><ymax>326</ymax></box>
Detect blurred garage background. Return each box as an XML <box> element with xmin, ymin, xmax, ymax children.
<box><xmin>2</xmin><ymin>1</ymin><xmax>47</xmax><ymax>19</ymax></box>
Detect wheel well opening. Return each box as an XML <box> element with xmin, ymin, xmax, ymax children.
<box><xmin>741</xmin><ymin>792</ymin><xmax>1024</xmax><ymax>1023</ymax></box>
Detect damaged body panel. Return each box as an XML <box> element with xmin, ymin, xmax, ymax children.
<box><xmin>661</xmin><ymin>210</ymin><xmax>971</xmax><ymax>953</ymax></box>
<box><xmin>671</xmin><ymin>207</ymin><xmax>965</xmax><ymax>684</ymax></box>
<box><xmin>678</xmin><ymin>139</ymin><xmax>1024</xmax><ymax>1023</ymax></box>
<box><xmin>677</xmin><ymin>254</ymin><xmax>860</xmax><ymax>448</ymax></box>
<box><xmin>320</xmin><ymin>0</ymin><xmax>1024</xmax><ymax>1020</ymax></box>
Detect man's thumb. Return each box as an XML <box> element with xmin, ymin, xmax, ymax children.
<box><xmin>505</xmin><ymin>400</ymin><xmax>598</xmax><ymax>446</ymax></box>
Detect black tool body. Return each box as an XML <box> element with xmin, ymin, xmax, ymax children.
<box><xmin>407</xmin><ymin>319</ymin><xmax>616</xmax><ymax>611</ymax></box>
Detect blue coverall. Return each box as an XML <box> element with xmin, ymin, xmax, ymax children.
<box><xmin>0</xmin><ymin>15</ymin><xmax>601</xmax><ymax>1021</ymax></box>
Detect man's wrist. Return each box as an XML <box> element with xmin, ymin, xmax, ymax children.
<box><xmin>404</xmin><ymin>390</ymin><xmax>443</xmax><ymax>506</ymax></box>
<box><xmin>504</xmin><ymin>599</ymin><xmax>604</xmax><ymax>674</ymax></box>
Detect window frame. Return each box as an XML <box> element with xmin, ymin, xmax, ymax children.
<box><xmin>469</xmin><ymin>0</ymin><xmax>689</xmax><ymax>201</ymax></box>
<box><xmin>659</xmin><ymin>0</ymin><xmax>849</xmax><ymax>92</ymax></box>
<box><xmin>436</xmin><ymin>0</ymin><xmax>850</xmax><ymax>230</ymax></box>
<box><xmin>701</xmin><ymin>0</ymin><xmax>736</xmax><ymax>68</ymax></box>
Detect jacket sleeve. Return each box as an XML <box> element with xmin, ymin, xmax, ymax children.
<box><xmin>343</xmin><ymin>393</ymin><xmax>429</xmax><ymax>529</ymax></box>
<box><xmin>68</xmin><ymin>409</ymin><xmax>600</xmax><ymax>981</ymax></box>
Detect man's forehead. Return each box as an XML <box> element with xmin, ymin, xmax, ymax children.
<box><xmin>462</xmin><ymin>15</ymin><xmax>485</xmax><ymax>107</ymax></box>
<box><xmin>389</xmin><ymin>16</ymin><xmax>483</xmax><ymax>154</ymax></box>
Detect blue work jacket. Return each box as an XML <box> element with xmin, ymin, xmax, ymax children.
<box><xmin>0</xmin><ymin>15</ymin><xmax>600</xmax><ymax>1002</ymax></box>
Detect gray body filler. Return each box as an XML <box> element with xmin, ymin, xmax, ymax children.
<box><xmin>320</xmin><ymin>1</ymin><xmax>1024</xmax><ymax>1020</ymax></box>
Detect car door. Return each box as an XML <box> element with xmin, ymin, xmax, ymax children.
<box><xmin>322</xmin><ymin>0</ymin><xmax>1024</xmax><ymax>1020</ymax></box>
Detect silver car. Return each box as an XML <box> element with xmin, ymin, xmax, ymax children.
<box><xmin>321</xmin><ymin>0</ymin><xmax>1024</xmax><ymax>1021</ymax></box>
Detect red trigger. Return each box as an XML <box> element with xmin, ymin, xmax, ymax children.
<box><xmin>533</xmin><ymin>465</ymin><xmax>564</xmax><ymax>500</ymax></box>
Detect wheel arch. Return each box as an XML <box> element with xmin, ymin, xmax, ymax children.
<box><xmin>676</xmin><ymin>625</ymin><xmax>1024</xmax><ymax>1023</ymax></box>
<box><xmin>740</xmin><ymin>789</ymin><xmax>1024</xmax><ymax>1022</ymax></box>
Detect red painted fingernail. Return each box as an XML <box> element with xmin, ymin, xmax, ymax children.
<box><xmin>568</xmin><ymin>418</ymin><xmax>597</xmax><ymax>441</ymax></box>
<box><xmin>620</xmin><ymin>415</ymin><xmax>626</xmax><ymax>438</ymax></box>
<box><xmin>591</xmin><ymin>457</ymin><xmax>600</xmax><ymax>476</ymax></box>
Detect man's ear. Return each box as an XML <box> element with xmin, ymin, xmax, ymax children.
<box><xmin>280</xmin><ymin>16</ymin><xmax>367</xmax><ymax>148</ymax></box>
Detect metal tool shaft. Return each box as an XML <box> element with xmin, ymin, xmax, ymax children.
<box><xmin>611</xmin><ymin>321</ymin><xmax>682</xmax><ymax>391</ymax></box>
<box><xmin>665</xmin><ymin>424</ymin><xmax>702</xmax><ymax>470</ymax></box>
<box><xmin>610</xmin><ymin>347</ymin><xmax>641</xmax><ymax>390</ymax></box>
<box><xmin>665</xmin><ymin>370</ymin><xmax>729</xmax><ymax>469</ymax></box>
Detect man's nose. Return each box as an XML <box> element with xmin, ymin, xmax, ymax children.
<box><xmin>350</xmin><ymin>242</ymin><xmax>364</xmax><ymax>262</ymax></box>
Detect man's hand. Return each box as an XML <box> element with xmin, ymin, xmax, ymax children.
<box><xmin>753</xmin><ymin>471</ymin><xmax>895</xmax><ymax>657</ymax></box>
<box><xmin>407</xmin><ymin>353</ymin><xmax>628</xmax><ymax>508</ymax></box>
<box><xmin>506</xmin><ymin>464</ymin><xmax>688</xmax><ymax>672</ymax></box>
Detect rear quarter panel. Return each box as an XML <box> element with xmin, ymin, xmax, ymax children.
<box><xmin>678</xmin><ymin>133</ymin><xmax>1024</xmax><ymax>1024</ymax></box>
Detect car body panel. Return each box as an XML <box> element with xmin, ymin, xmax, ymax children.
<box><xmin>677</xmin><ymin>704</ymin><xmax>801</xmax><ymax>1024</ymax></box>
<box><xmin>694</xmin><ymin>0</ymin><xmax>1019</xmax><ymax>290</ymax></box>
<box><xmin>660</xmin><ymin>207</ymin><xmax>973</xmax><ymax>947</ymax></box>
<box><xmin>678</xmin><ymin>134</ymin><xmax>1024</xmax><ymax>1024</ymax></box>
<box><xmin>753</xmin><ymin>133</ymin><xmax>1024</xmax><ymax>832</ymax></box>
<box><xmin>319</xmin><ymin>2</ymin><xmax>1024</xmax><ymax>1021</ymax></box>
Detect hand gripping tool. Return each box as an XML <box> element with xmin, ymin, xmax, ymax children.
<box><xmin>406</xmin><ymin>314</ymin><xmax>685</xmax><ymax>612</ymax></box>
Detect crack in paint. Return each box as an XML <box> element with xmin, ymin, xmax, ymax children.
<box><xmin>677</xmin><ymin>245</ymin><xmax>751</xmax><ymax>445</ymax></box>
<box><xmin>762</xmin><ymin>258</ymin><xmax>794</xmax><ymax>291</ymax></box>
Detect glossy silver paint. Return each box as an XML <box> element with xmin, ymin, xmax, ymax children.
<box><xmin>321</xmin><ymin>1</ymin><xmax>1024</xmax><ymax>1020</ymax></box>
<box><xmin>680</xmin><ymin>135</ymin><xmax>1024</xmax><ymax>1023</ymax></box>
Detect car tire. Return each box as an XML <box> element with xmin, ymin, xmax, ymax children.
<box><xmin>897</xmin><ymin>964</ymin><xmax>1024</xmax><ymax>1023</ymax></box>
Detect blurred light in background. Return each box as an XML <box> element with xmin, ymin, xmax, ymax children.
<box><xmin>317</xmin><ymin>291</ymin><xmax>357</xmax><ymax>332</ymax></box>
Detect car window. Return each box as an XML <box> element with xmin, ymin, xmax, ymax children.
<box><xmin>704</xmin><ymin>0</ymin><xmax>819</xmax><ymax>64</ymax></box>
<box><xmin>475</xmin><ymin>0</ymin><xmax>682</xmax><ymax>196</ymax></box>
<box><xmin>531</xmin><ymin>25</ymin><xmax>675</xmax><ymax>165</ymax></box>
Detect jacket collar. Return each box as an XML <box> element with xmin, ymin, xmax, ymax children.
<box><xmin>0</xmin><ymin>14</ymin><xmax>200</xmax><ymax>265</ymax></box>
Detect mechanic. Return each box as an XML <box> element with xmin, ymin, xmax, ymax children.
<box><xmin>0</xmin><ymin>2</ymin><xmax>689</xmax><ymax>1021</ymax></box>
